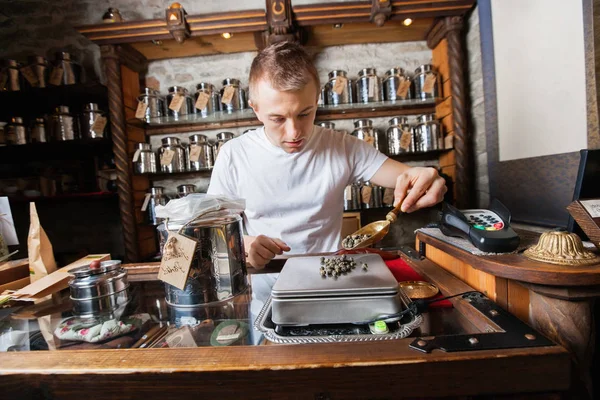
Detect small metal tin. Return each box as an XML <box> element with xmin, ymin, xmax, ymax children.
<box><xmin>383</xmin><ymin>67</ymin><xmax>412</xmax><ymax>101</ymax></box>
<box><xmin>177</xmin><ymin>184</ymin><xmax>196</xmax><ymax>198</ymax></box>
<box><xmin>413</xmin><ymin>64</ymin><xmax>441</xmax><ymax>100</ymax></box>
<box><xmin>326</xmin><ymin>70</ymin><xmax>353</xmax><ymax>105</ymax></box>
<box><xmin>356</xmin><ymin>68</ymin><xmax>382</xmax><ymax>103</ymax></box>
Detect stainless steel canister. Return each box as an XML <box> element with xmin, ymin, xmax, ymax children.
<box><xmin>326</xmin><ymin>70</ymin><xmax>353</xmax><ymax>105</ymax></box>
<box><xmin>413</xmin><ymin>64</ymin><xmax>441</xmax><ymax>100</ymax></box>
<box><xmin>194</xmin><ymin>82</ymin><xmax>221</xmax><ymax>116</ymax></box>
<box><xmin>23</xmin><ymin>56</ymin><xmax>50</xmax><ymax>88</ymax></box>
<box><xmin>160</xmin><ymin>211</ymin><xmax>248</xmax><ymax>305</ymax></box>
<box><xmin>220</xmin><ymin>78</ymin><xmax>247</xmax><ymax>113</ymax></box>
<box><xmin>30</xmin><ymin>118</ymin><xmax>47</xmax><ymax>143</ymax></box>
<box><xmin>146</xmin><ymin>186</ymin><xmax>168</xmax><ymax>225</ymax></box>
<box><xmin>187</xmin><ymin>134</ymin><xmax>213</xmax><ymax>171</ymax></box>
<box><xmin>372</xmin><ymin>185</ymin><xmax>384</xmax><ymax>208</ymax></box>
<box><xmin>68</xmin><ymin>260</ymin><xmax>130</xmax><ymax>320</ymax></box>
<box><xmin>158</xmin><ymin>136</ymin><xmax>187</xmax><ymax>173</ymax></box>
<box><xmin>356</xmin><ymin>68</ymin><xmax>382</xmax><ymax>103</ymax></box>
<box><xmin>318</xmin><ymin>122</ymin><xmax>335</xmax><ymax>130</ymax></box>
<box><xmin>53</xmin><ymin>52</ymin><xmax>82</xmax><ymax>85</ymax></box>
<box><xmin>383</xmin><ymin>67</ymin><xmax>413</xmax><ymax>101</ymax></box>
<box><xmin>167</xmin><ymin>86</ymin><xmax>194</xmax><ymax>119</ymax></box>
<box><xmin>344</xmin><ymin>183</ymin><xmax>361</xmax><ymax>211</ymax></box>
<box><xmin>214</xmin><ymin>132</ymin><xmax>235</xmax><ymax>160</ymax></box>
<box><xmin>6</xmin><ymin>117</ymin><xmax>27</xmax><ymax>145</ymax></box>
<box><xmin>177</xmin><ymin>184</ymin><xmax>196</xmax><ymax>198</ymax></box>
<box><xmin>51</xmin><ymin>105</ymin><xmax>77</xmax><ymax>141</ymax></box>
<box><xmin>351</xmin><ymin>119</ymin><xmax>379</xmax><ymax>149</ymax></box>
<box><xmin>137</xmin><ymin>87</ymin><xmax>166</xmax><ymax>122</ymax></box>
<box><xmin>80</xmin><ymin>103</ymin><xmax>106</xmax><ymax>139</ymax></box>
<box><xmin>387</xmin><ymin>116</ymin><xmax>414</xmax><ymax>155</ymax></box>
<box><xmin>133</xmin><ymin>142</ymin><xmax>157</xmax><ymax>174</ymax></box>
<box><xmin>414</xmin><ymin>114</ymin><xmax>442</xmax><ymax>152</ymax></box>
<box><xmin>1</xmin><ymin>60</ymin><xmax>22</xmax><ymax>91</ymax></box>
<box><xmin>361</xmin><ymin>181</ymin><xmax>374</xmax><ymax>209</ymax></box>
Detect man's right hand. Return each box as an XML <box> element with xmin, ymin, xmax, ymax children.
<box><xmin>244</xmin><ymin>235</ymin><xmax>291</xmax><ymax>269</ymax></box>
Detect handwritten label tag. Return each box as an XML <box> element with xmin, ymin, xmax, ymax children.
<box><xmin>444</xmin><ymin>134</ymin><xmax>454</xmax><ymax>149</ymax></box>
<box><xmin>169</xmin><ymin>93</ymin><xmax>184</xmax><ymax>112</ymax></box>
<box><xmin>400</xmin><ymin>130</ymin><xmax>412</xmax><ymax>151</ymax></box>
<box><xmin>165</xmin><ymin>326</ymin><xmax>197</xmax><ymax>348</ymax></box>
<box><xmin>91</xmin><ymin>115</ymin><xmax>107</xmax><ymax>135</ymax></box>
<box><xmin>135</xmin><ymin>101</ymin><xmax>148</xmax><ymax>119</ymax></box>
<box><xmin>189</xmin><ymin>145</ymin><xmax>201</xmax><ymax>162</ymax></box>
<box><xmin>396</xmin><ymin>77</ymin><xmax>411</xmax><ymax>99</ymax></box>
<box><xmin>368</xmin><ymin>78</ymin><xmax>376</xmax><ymax>98</ymax></box>
<box><xmin>158</xmin><ymin>232</ymin><xmax>197</xmax><ymax>290</ymax></box>
<box><xmin>141</xmin><ymin>193</ymin><xmax>152</xmax><ymax>211</ymax></box>
<box><xmin>49</xmin><ymin>66</ymin><xmax>63</xmax><ymax>86</ymax></box>
<box><xmin>0</xmin><ymin>70</ymin><xmax>7</xmax><ymax>89</ymax></box>
<box><xmin>581</xmin><ymin>200</ymin><xmax>600</xmax><ymax>218</ymax></box>
<box><xmin>195</xmin><ymin>92</ymin><xmax>210</xmax><ymax>111</ymax></box>
<box><xmin>132</xmin><ymin>149</ymin><xmax>141</xmax><ymax>163</ymax></box>
<box><xmin>364</xmin><ymin>135</ymin><xmax>375</xmax><ymax>147</ymax></box>
<box><xmin>383</xmin><ymin>188</ymin><xmax>395</xmax><ymax>206</ymax></box>
<box><xmin>423</xmin><ymin>73</ymin><xmax>437</xmax><ymax>94</ymax></box>
<box><xmin>362</xmin><ymin>185</ymin><xmax>372</xmax><ymax>204</ymax></box>
<box><xmin>332</xmin><ymin>76</ymin><xmax>347</xmax><ymax>95</ymax></box>
<box><xmin>160</xmin><ymin>149</ymin><xmax>175</xmax><ymax>166</ymax></box>
<box><xmin>20</xmin><ymin>66</ymin><xmax>39</xmax><ymax>86</ymax></box>
<box><xmin>221</xmin><ymin>86</ymin><xmax>235</xmax><ymax>105</ymax></box>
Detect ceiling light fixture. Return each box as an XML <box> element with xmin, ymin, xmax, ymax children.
<box><xmin>403</xmin><ymin>18</ymin><xmax>413</xmax><ymax>26</ymax></box>
<box><xmin>222</xmin><ymin>32</ymin><xmax>233</xmax><ymax>39</ymax></box>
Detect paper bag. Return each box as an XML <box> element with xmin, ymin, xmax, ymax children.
<box><xmin>27</xmin><ymin>203</ymin><xmax>57</xmax><ymax>282</ymax></box>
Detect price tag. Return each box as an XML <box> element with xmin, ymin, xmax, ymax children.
<box><xmin>189</xmin><ymin>145</ymin><xmax>202</xmax><ymax>162</ymax></box>
<box><xmin>332</xmin><ymin>76</ymin><xmax>347</xmax><ymax>95</ymax></box>
<box><xmin>132</xmin><ymin>149</ymin><xmax>141</xmax><ymax>163</ymax></box>
<box><xmin>364</xmin><ymin>135</ymin><xmax>375</xmax><ymax>147</ymax></box>
<box><xmin>141</xmin><ymin>193</ymin><xmax>152</xmax><ymax>212</ymax></box>
<box><xmin>135</xmin><ymin>101</ymin><xmax>148</xmax><ymax>119</ymax></box>
<box><xmin>368</xmin><ymin>78</ymin><xmax>376</xmax><ymax>98</ymax></box>
<box><xmin>0</xmin><ymin>70</ymin><xmax>7</xmax><ymax>89</ymax></box>
<box><xmin>581</xmin><ymin>200</ymin><xmax>600</xmax><ymax>218</ymax></box>
<box><xmin>422</xmin><ymin>73</ymin><xmax>437</xmax><ymax>94</ymax></box>
<box><xmin>383</xmin><ymin>188</ymin><xmax>395</xmax><ymax>206</ymax></box>
<box><xmin>160</xmin><ymin>149</ymin><xmax>175</xmax><ymax>166</ymax></box>
<box><xmin>169</xmin><ymin>93</ymin><xmax>184</xmax><ymax>112</ymax></box>
<box><xmin>49</xmin><ymin>66</ymin><xmax>63</xmax><ymax>86</ymax></box>
<box><xmin>91</xmin><ymin>115</ymin><xmax>107</xmax><ymax>135</ymax></box>
<box><xmin>221</xmin><ymin>86</ymin><xmax>235</xmax><ymax>105</ymax></box>
<box><xmin>396</xmin><ymin>77</ymin><xmax>411</xmax><ymax>99</ymax></box>
<box><xmin>400</xmin><ymin>130</ymin><xmax>412</xmax><ymax>151</ymax></box>
<box><xmin>158</xmin><ymin>232</ymin><xmax>197</xmax><ymax>290</ymax></box>
<box><xmin>195</xmin><ymin>92</ymin><xmax>210</xmax><ymax>111</ymax></box>
<box><xmin>361</xmin><ymin>185</ymin><xmax>373</xmax><ymax>204</ymax></box>
<box><xmin>20</xmin><ymin>66</ymin><xmax>39</xmax><ymax>86</ymax></box>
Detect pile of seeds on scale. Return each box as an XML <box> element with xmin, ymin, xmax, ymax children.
<box><xmin>319</xmin><ymin>255</ymin><xmax>368</xmax><ymax>279</ymax></box>
<box><xmin>342</xmin><ymin>233</ymin><xmax>373</xmax><ymax>249</ymax></box>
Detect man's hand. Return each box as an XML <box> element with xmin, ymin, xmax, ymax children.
<box><xmin>393</xmin><ymin>167</ymin><xmax>447</xmax><ymax>213</ymax></box>
<box><xmin>244</xmin><ymin>235</ymin><xmax>291</xmax><ymax>269</ymax></box>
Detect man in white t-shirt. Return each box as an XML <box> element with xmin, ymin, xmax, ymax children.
<box><xmin>208</xmin><ymin>42</ymin><xmax>447</xmax><ymax>268</ymax></box>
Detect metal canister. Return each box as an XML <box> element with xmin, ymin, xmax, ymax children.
<box><xmin>137</xmin><ymin>87</ymin><xmax>166</xmax><ymax>122</ymax></box>
<box><xmin>361</xmin><ymin>181</ymin><xmax>375</xmax><ymax>209</ymax></box>
<box><xmin>177</xmin><ymin>184</ymin><xmax>196</xmax><ymax>198</ymax></box>
<box><xmin>187</xmin><ymin>134</ymin><xmax>213</xmax><ymax>171</ymax></box>
<box><xmin>383</xmin><ymin>67</ymin><xmax>412</xmax><ymax>101</ymax></box>
<box><xmin>414</xmin><ymin>114</ymin><xmax>442</xmax><ymax>152</ymax></box>
<box><xmin>318</xmin><ymin>122</ymin><xmax>335</xmax><ymax>130</ymax></box>
<box><xmin>51</xmin><ymin>105</ymin><xmax>77</xmax><ymax>141</ymax></box>
<box><xmin>80</xmin><ymin>103</ymin><xmax>106</xmax><ymax>139</ymax></box>
<box><xmin>413</xmin><ymin>64</ymin><xmax>441</xmax><ymax>100</ymax></box>
<box><xmin>146</xmin><ymin>186</ymin><xmax>168</xmax><ymax>225</ymax></box>
<box><xmin>1</xmin><ymin>60</ymin><xmax>22</xmax><ymax>91</ymax></box>
<box><xmin>68</xmin><ymin>260</ymin><xmax>130</xmax><ymax>320</ymax></box>
<box><xmin>356</xmin><ymin>68</ymin><xmax>382</xmax><ymax>103</ymax></box>
<box><xmin>166</xmin><ymin>86</ymin><xmax>194</xmax><ymax>119</ymax></box>
<box><xmin>6</xmin><ymin>117</ymin><xmax>27</xmax><ymax>145</ymax></box>
<box><xmin>214</xmin><ymin>131</ymin><xmax>235</xmax><ymax>160</ymax></box>
<box><xmin>344</xmin><ymin>183</ymin><xmax>361</xmax><ymax>211</ymax></box>
<box><xmin>30</xmin><ymin>118</ymin><xmax>47</xmax><ymax>143</ymax></box>
<box><xmin>133</xmin><ymin>142</ymin><xmax>157</xmax><ymax>174</ymax></box>
<box><xmin>372</xmin><ymin>185</ymin><xmax>384</xmax><ymax>208</ymax></box>
<box><xmin>326</xmin><ymin>70</ymin><xmax>353</xmax><ymax>105</ymax></box>
<box><xmin>220</xmin><ymin>78</ymin><xmax>246</xmax><ymax>113</ymax></box>
<box><xmin>387</xmin><ymin>116</ymin><xmax>414</xmax><ymax>155</ymax></box>
<box><xmin>53</xmin><ymin>52</ymin><xmax>82</xmax><ymax>85</ymax></box>
<box><xmin>351</xmin><ymin>119</ymin><xmax>379</xmax><ymax>149</ymax></box>
<box><xmin>194</xmin><ymin>82</ymin><xmax>221</xmax><ymax>116</ymax></box>
<box><xmin>25</xmin><ymin>56</ymin><xmax>49</xmax><ymax>88</ymax></box>
<box><xmin>158</xmin><ymin>136</ymin><xmax>187</xmax><ymax>173</ymax></box>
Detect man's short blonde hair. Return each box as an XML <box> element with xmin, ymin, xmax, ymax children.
<box><xmin>249</xmin><ymin>41</ymin><xmax>320</xmax><ymax>102</ymax></box>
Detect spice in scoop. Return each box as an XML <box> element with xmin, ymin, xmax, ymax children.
<box><xmin>342</xmin><ymin>233</ymin><xmax>372</xmax><ymax>249</ymax></box>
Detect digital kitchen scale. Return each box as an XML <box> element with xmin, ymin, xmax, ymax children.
<box><xmin>270</xmin><ymin>254</ymin><xmax>403</xmax><ymax>327</ymax></box>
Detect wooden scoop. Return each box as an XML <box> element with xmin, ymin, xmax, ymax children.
<box><xmin>342</xmin><ymin>202</ymin><xmax>403</xmax><ymax>250</ymax></box>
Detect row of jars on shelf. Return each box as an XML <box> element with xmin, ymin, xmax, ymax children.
<box><xmin>1</xmin><ymin>52</ymin><xmax>83</xmax><ymax>91</ymax></box>
<box><xmin>344</xmin><ymin>181</ymin><xmax>396</xmax><ymax>211</ymax></box>
<box><xmin>0</xmin><ymin>103</ymin><xmax>108</xmax><ymax>145</ymax></box>
<box><xmin>320</xmin><ymin>64</ymin><xmax>441</xmax><ymax>106</ymax></box>
<box><xmin>145</xmin><ymin>185</ymin><xmax>198</xmax><ymax>225</ymax></box>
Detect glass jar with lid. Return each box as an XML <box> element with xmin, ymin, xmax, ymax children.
<box><xmin>214</xmin><ymin>131</ymin><xmax>235</xmax><ymax>160</ymax></box>
<box><xmin>80</xmin><ymin>103</ymin><xmax>106</xmax><ymax>139</ymax></box>
<box><xmin>356</xmin><ymin>68</ymin><xmax>382</xmax><ymax>103</ymax></box>
<box><xmin>187</xmin><ymin>134</ymin><xmax>213</xmax><ymax>171</ymax></box>
<box><xmin>325</xmin><ymin>70</ymin><xmax>353</xmax><ymax>105</ymax></box>
<box><xmin>166</xmin><ymin>86</ymin><xmax>194</xmax><ymax>119</ymax></box>
<box><xmin>194</xmin><ymin>82</ymin><xmax>221</xmax><ymax>117</ymax></box>
<box><xmin>220</xmin><ymin>78</ymin><xmax>247</xmax><ymax>113</ymax></box>
<box><xmin>51</xmin><ymin>105</ymin><xmax>77</xmax><ymax>141</ymax></box>
<box><xmin>137</xmin><ymin>87</ymin><xmax>166</xmax><ymax>122</ymax></box>
<box><xmin>6</xmin><ymin>117</ymin><xmax>27</xmax><ymax>145</ymax></box>
<box><xmin>158</xmin><ymin>136</ymin><xmax>187</xmax><ymax>173</ymax></box>
<box><xmin>383</xmin><ymin>67</ymin><xmax>412</xmax><ymax>101</ymax></box>
<box><xmin>413</xmin><ymin>114</ymin><xmax>442</xmax><ymax>152</ymax></box>
<box><xmin>351</xmin><ymin>119</ymin><xmax>379</xmax><ymax>150</ymax></box>
<box><xmin>133</xmin><ymin>142</ymin><xmax>157</xmax><ymax>174</ymax></box>
<box><xmin>386</xmin><ymin>116</ymin><xmax>414</xmax><ymax>155</ymax></box>
<box><xmin>413</xmin><ymin>64</ymin><xmax>441</xmax><ymax>100</ymax></box>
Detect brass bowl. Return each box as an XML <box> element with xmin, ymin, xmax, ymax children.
<box><xmin>398</xmin><ymin>281</ymin><xmax>439</xmax><ymax>299</ymax></box>
<box><xmin>523</xmin><ymin>230</ymin><xmax>600</xmax><ymax>266</ymax></box>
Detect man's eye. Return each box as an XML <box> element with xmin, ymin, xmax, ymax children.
<box><xmin>298</xmin><ymin>113</ymin><xmax>309</xmax><ymax>118</ymax></box>
<box><xmin>270</xmin><ymin>118</ymin><xmax>284</xmax><ymax>124</ymax></box>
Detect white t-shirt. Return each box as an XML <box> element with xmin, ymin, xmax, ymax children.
<box><xmin>207</xmin><ymin>125</ymin><xmax>388</xmax><ymax>254</ymax></box>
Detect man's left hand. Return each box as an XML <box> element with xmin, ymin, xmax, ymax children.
<box><xmin>393</xmin><ymin>167</ymin><xmax>447</xmax><ymax>213</ymax></box>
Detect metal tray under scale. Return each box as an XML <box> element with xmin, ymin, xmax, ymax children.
<box><xmin>270</xmin><ymin>254</ymin><xmax>403</xmax><ymax>326</ymax></box>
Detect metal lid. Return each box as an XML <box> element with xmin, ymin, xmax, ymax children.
<box><xmin>196</xmin><ymin>82</ymin><xmax>215</xmax><ymax>92</ymax></box>
<box><xmin>27</xmin><ymin>55</ymin><xmax>48</xmax><ymax>65</ymax></box>
<box><xmin>318</xmin><ymin>122</ymin><xmax>335</xmax><ymax>129</ymax></box>
<box><xmin>216</xmin><ymin>132</ymin><xmax>235</xmax><ymax>141</ymax></box>
<box><xmin>328</xmin><ymin>70</ymin><xmax>347</xmax><ymax>80</ymax></box>
<box><xmin>161</xmin><ymin>136</ymin><xmax>181</xmax><ymax>146</ymax></box>
<box><xmin>69</xmin><ymin>260</ymin><xmax>123</xmax><ymax>279</ymax></box>
<box><xmin>389</xmin><ymin>116</ymin><xmax>408</xmax><ymax>126</ymax></box>
<box><xmin>358</xmin><ymin>68</ymin><xmax>377</xmax><ymax>77</ymax></box>
<box><xmin>55</xmin><ymin>105</ymin><xmax>70</xmax><ymax>114</ymax></box>
<box><xmin>417</xmin><ymin>114</ymin><xmax>436</xmax><ymax>123</ymax></box>
<box><xmin>84</xmin><ymin>103</ymin><xmax>100</xmax><ymax>112</ymax></box>
<box><xmin>189</xmin><ymin>134</ymin><xmax>208</xmax><ymax>144</ymax></box>
<box><xmin>136</xmin><ymin>142</ymin><xmax>152</xmax><ymax>151</ymax></box>
<box><xmin>150</xmin><ymin>186</ymin><xmax>164</xmax><ymax>195</ymax></box>
<box><xmin>56</xmin><ymin>51</ymin><xmax>72</xmax><ymax>61</ymax></box>
<box><xmin>10</xmin><ymin>117</ymin><xmax>23</xmax><ymax>124</ymax></box>
<box><xmin>35</xmin><ymin>117</ymin><xmax>45</xmax><ymax>124</ymax></box>
<box><xmin>142</xmin><ymin>87</ymin><xmax>160</xmax><ymax>96</ymax></box>
<box><xmin>4</xmin><ymin>59</ymin><xmax>19</xmax><ymax>68</ymax></box>
<box><xmin>385</xmin><ymin>67</ymin><xmax>406</xmax><ymax>78</ymax></box>
<box><xmin>353</xmin><ymin>119</ymin><xmax>373</xmax><ymax>128</ymax></box>
<box><xmin>222</xmin><ymin>78</ymin><xmax>241</xmax><ymax>87</ymax></box>
<box><xmin>415</xmin><ymin>64</ymin><xmax>434</xmax><ymax>75</ymax></box>
<box><xmin>168</xmin><ymin>86</ymin><xmax>188</xmax><ymax>94</ymax></box>
<box><xmin>177</xmin><ymin>184</ymin><xmax>196</xmax><ymax>193</ymax></box>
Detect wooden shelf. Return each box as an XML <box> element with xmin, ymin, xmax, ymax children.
<box><xmin>6</xmin><ymin>191</ymin><xmax>117</xmax><ymax>204</ymax></box>
<box><xmin>389</xmin><ymin>149</ymin><xmax>450</xmax><ymax>162</ymax></box>
<box><xmin>0</xmin><ymin>138</ymin><xmax>113</xmax><ymax>164</ymax></box>
<box><xmin>136</xmin><ymin>169</ymin><xmax>213</xmax><ymax>180</ymax></box>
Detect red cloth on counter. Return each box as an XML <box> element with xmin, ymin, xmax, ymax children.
<box><xmin>384</xmin><ymin>257</ymin><xmax>453</xmax><ymax>308</ymax></box>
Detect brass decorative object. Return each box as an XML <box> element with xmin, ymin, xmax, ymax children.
<box><xmin>166</xmin><ymin>3</ymin><xmax>190</xmax><ymax>43</ymax></box>
<box><xmin>523</xmin><ymin>230</ymin><xmax>600</xmax><ymax>266</ymax></box>
<box><xmin>398</xmin><ymin>281</ymin><xmax>439</xmax><ymax>299</ymax></box>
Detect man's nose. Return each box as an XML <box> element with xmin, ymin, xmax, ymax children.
<box><xmin>285</xmin><ymin>118</ymin><xmax>301</xmax><ymax>139</ymax></box>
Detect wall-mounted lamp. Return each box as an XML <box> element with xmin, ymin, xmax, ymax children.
<box><xmin>166</xmin><ymin>2</ymin><xmax>190</xmax><ymax>43</ymax></box>
<box><xmin>221</xmin><ymin>32</ymin><xmax>233</xmax><ymax>39</ymax></box>
<box><xmin>333</xmin><ymin>23</ymin><xmax>343</xmax><ymax>29</ymax></box>
<box><xmin>403</xmin><ymin>18</ymin><xmax>413</xmax><ymax>26</ymax></box>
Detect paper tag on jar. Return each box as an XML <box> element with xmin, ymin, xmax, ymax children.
<box><xmin>195</xmin><ymin>92</ymin><xmax>210</xmax><ymax>111</ymax></box>
<box><xmin>132</xmin><ymin>149</ymin><xmax>141</xmax><ymax>163</ymax></box>
<box><xmin>0</xmin><ymin>70</ymin><xmax>7</xmax><ymax>89</ymax></box>
<box><xmin>400</xmin><ymin>130</ymin><xmax>412</xmax><ymax>151</ymax></box>
<box><xmin>396</xmin><ymin>77</ymin><xmax>411</xmax><ymax>99</ymax></box>
<box><xmin>361</xmin><ymin>185</ymin><xmax>373</xmax><ymax>204</ymax></box>
<box><xmin>221</xmin><ymin>86</ymin><xmax>235</xmax><ymax>105</ymax></box>
<box><xmin>160</xmin><ymin>149</ymin><xmax>175</xmax><ymax>166</ymax></box>
<box><xmin>344</xmin><ymin>185</ymin><xmax>352</xmax><ymax>201</ymax></box>
<box><xmin>383</xmin><ymin>188</ymin><xmax>395</xmax><ymax>206</ymax></box>
<box><xmin>333</xmin><ymin>76</ymin><xmax>347</xmax><ymax>95</ymax></box>
<box><xmin>158</xmin><ymin>232</ymin><xmax>197</xmax><ymax>290</ymax></box>
<box><xmin>189</xmin><ymin>145</ymin><xmax>201</xmax><ymax>162</ymax></box>
<box><xmin>368</xmin><ymin>78</ymin><xmax>376</xmax><ymax>98</ymax></box>
<box><xmin>49</xmin><ymin>66</ymin><xmax>63</xmax><ymax>86</ymax></box>
<box><xmin>91</xmin><ymin>115</ymin><xmax>107</xmax><ymax>135</ymax></box>
<box><xmin>169</xmin><ymin>93</ymin><xmax>184</xmax><ymax>112</ymax></box>
<box><xmin>135</xmin><ymin>101</ymin><xmax>148</xmax><ymax>119</ymax></box>
<box><xmin>20</xmin><ymin>66</ymin><xmax>39</xmax><ymax>86</ymax></box>
<box><xmin>423</xmin><ymin>73</ymin><xmax>437</xmax><ymax>94</ymax></box>
<box><xmin>364</xmin><ymin>135</ymin><xmax>375</xmax><ymax>147</ymax></box>
<box><xmin>141</xmin><ymin>193</ymin><xmax>152</xmax><ymax>212</ymax></box>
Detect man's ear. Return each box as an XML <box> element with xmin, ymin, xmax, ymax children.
<box><xmin>249</xmin><ymin>99</ymin><xmax>263</xmax><ymax>122</ymax></box>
